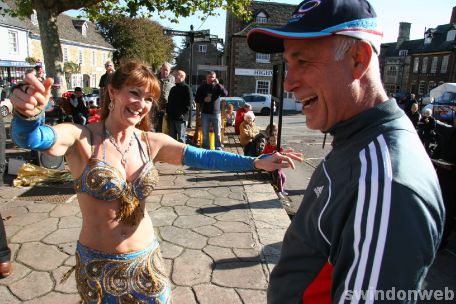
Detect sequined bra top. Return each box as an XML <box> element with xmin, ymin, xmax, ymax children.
<box><xmin>74</xmin><ymin>127</ymin><xmax>159</xmax><ymax>225</ymax></box>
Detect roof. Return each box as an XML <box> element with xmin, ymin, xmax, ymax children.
<box><xmin>234</xmin><ymin>1</ymin><xmax>295</xmax><ymax>37</ymax></box>
<box><xmin>0</xmin><ymin>1</ymin><xmax>113</xmax><ymax>49</ymax></box>
<box><xmin>381</xmin><ymin>39</ymin><xmax>423</xmax><ymax>57</ymax></box>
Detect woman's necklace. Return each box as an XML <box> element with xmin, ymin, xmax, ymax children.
<box><xmin>105</xmin><ymin>124</ymin><xmax>135</xmax><ymax>167</ymax></box>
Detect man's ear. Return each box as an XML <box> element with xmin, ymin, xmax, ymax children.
<box><xmin>350</xmin><ymin>40</ymin><xmax>373</xmax><ymax>79</ymax></box>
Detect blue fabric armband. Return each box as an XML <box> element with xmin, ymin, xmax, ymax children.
<box><xmin>183</xmin><ymin>145</ymin><xmax>256</xmax><ymax>172</ymax></box>
<box><xmin>11</xmin><ymin>113</ymin><xmax>57</xmax><ymax>151</ymax></box>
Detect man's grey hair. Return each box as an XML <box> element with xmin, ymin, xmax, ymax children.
<box><xmin>333</xmin><ymin>36</ymin><xmax>359</xmax><ymax>61</ymax></box>
<box><xmin>162</xmin><ymin>62</ymin><xmax>171</xmax><ymax>69</ymax></box>
<box><xmin>244</xmin><ymin>111</ymin><xmax>255</xmax><ymax>121</ymax></box>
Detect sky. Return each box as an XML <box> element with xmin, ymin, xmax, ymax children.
<box><xmin>150</xmin><ymin>0</ymin><xmax>455</xmax><ymax>47</ymax></box>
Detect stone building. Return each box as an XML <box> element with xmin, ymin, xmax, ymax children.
<box><xmin>224</xmin><ymin>1</ymin><xmax>296</xmax><ymax>108</ymax></box>
<box><xmin>174</xmin><ymin>39</ymin><xmax>224</xmax><ymax>91</ymax></box>
<box><xmin>380</xmin><ymin>6</ymin><xmax>456</xmax><ymax>99</ymax></box>
<box><xmin>0</xmin><ymin>1</ymin><xmax>114</xmax><ymax>90</ymax></box>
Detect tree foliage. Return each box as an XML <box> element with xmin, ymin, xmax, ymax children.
<box><xmin>97</xmin><ymin>16</ymin><xmax>174</xmax><ymax>70</ymax></box>
<box><xmin>1</xmin><ymin>0</ymin><xmax>252</xmax><ymax>96</ymax></box>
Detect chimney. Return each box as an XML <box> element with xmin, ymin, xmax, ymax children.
<box><xmin>397</xmin><ymin>22</ymin><xmax>411</xmax><ymax>45</ymax></box>
<box><xmin>451</xmin><ymin>6</ymin><xmax>456</xmax><ymax>24</ymax></box>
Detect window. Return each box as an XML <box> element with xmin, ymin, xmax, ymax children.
<box><xmin>8</xmin><ymin>30</ymin><xmax>18</xmax><ymax>54</ymax></box>
<box><xmin>424</xmin><ymin>32</ymin><xmax>432</xmax><ymax>44</ymax></box>
<box><xmin>70</xmin><ymin>74</ymin><xmax>83</xmax><ymax>89</ymax></box>
<box><xmin>255</xmin><ymin>12</ymin><xmax>268</xmax><ymax>23</ymax></box>
<box><xmin>430</xmin><ymin>56</ymin><xmax>438</xmax><ymax>73</ymax></box>
<box><xmin>30</xmin><ymin>10</ymin><xmax>38</xmax><ymax>25</ymax></box>
<box><xmin>82</xmin><ymin>23</ymin><xmax>87</xmax><ymax>36</ymax></box>
<box><xmin>92</xmin><ymin>51</ymin><xmax>96</xmax><ymax>65</ymax></box>
<box><xmin>413</xmin><ymin>57</ymin><xmax>419</xmax><ymax>73</ymax></box>
<box><xmin>198</xmin><ymin>44</ymin><xmax>207</xmax><ymax>53</ymax></box>
<box><xmin>398</xmin><ymin>50</ymin><xmax>408</xmax><ymax>56</ymax></box>
<box><xmin>63</xmin><ymin>48</ymin><xmax>68</xmax><ymax>62</ymax></box>
<box><xmin>78</xmin><ymin>49</ymin><xmax>83</xmax><ymax>65</ymax></box>
<box><xmin>418</xmin><ymin>81</ymin><xmax>426</xmax><ymax>95</ymax></box>
<box><xmin>256</xmin><ymin>80</ymin><xmax>270</xmax><ymax>94</ymax></box>
<box><xmin>91</xmin><ymin>73</ymin><xmax>97</xmax><ymax>88</ymax></box>
<box><xmin>386</xmin><ymin>66</ymin><xmax>397</xmax><ymax>77</ymax></box>
<box><xmin>256</xmin><ymin>53</ymin><xmax>270</xmax><ymax>63</ymax></box>
<box><xmin>441</xmin><ymin>55</ymin><xmax>449</xmax><ymax>73</ymax></box>
<box><xmin>421</xmin><ymin>57</ymin><xmax>428</xmax><ymax>73</ymax></box>
<box><xmin>447</xmin><ymin>30</ymin><xmax>456</xmax><ymax>42</ymax></box>
<box><xmin>102</xmin><ymin>52</ymin><xmax>107</xmax><ymax>65</ymax></box>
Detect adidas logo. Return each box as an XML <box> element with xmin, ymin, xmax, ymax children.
<box><xmin>314</xmin><ymin>186</ymin><xmax>324</xmax><ymax>198</ymax></box>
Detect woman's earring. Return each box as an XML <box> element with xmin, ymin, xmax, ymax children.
<box><xmin>108</xmin><ymin>102</ymin><xmax>114</xmax><ymax>111</ymax></box>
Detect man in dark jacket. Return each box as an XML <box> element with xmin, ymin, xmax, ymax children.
<box><xmin>247</xmin><ymin>0</ymin><xmax>444</xmax><ymax>303</ymax></box>
<box><xmin>154</xmin><ymin>62</ymin><xmax>175</xmax><ymax>133</ymax></box>
<box><xmin>195</xmin><ymin>71</ymin><xmax>228</xmax><ymax>150</ymax></box>
<box><xmin>69</xmin><ymin>87</ymin><xmax>89</xmax><ymax>125</ymax></box>
<box><xmin>166</xmin><ymin>70</ymin><xmax>192</xmax><ymax>143</ymax></box>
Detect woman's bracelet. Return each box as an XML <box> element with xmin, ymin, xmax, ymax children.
<box><xmin>13</xmin><ymin>108</ymin><xmax>44</xmax><ymax>121</ymax></box>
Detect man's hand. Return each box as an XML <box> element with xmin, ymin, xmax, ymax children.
<box><xmin>10</xmin><ymin>70</ymin><xmax>53</xmax><ymax>118</ymax></box>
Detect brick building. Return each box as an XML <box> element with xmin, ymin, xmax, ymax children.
<box><xmin>224</xmin><ymin>1</ymin><xmax>297</xmax><ymax>108</ymax></box>
<box><xmin>380</xmin><ymin>6</ymin><xmax>456</xmax><ymax>99</ymax></box>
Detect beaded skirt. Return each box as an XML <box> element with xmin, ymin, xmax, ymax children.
<box><xmin>75</xmin><ymin>239</ymin><xmax>171</xmax><ymax>303</ymax></box>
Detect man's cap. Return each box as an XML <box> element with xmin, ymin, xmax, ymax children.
<box><xmin>247</xmin><ymin>0</ymin><xmax>383</xmax><ymax>54</ymax></box>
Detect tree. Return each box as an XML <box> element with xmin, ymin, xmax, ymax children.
<box><xmin>97</xmin><ymin>16</ymin><xmax>174</xmax><ymax>70</ymax></box>
<box><xmin>1</xmin><ymin>0</ymin><xmax>252</xmax><ymax>97</ymax></box>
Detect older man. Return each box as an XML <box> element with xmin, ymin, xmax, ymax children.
<box><xmin>247</xmin><ymin>0</ymin><xmax>444</xmax><ymax>303</ymax></box>
<box><xmin>99</xmin><ymin>60</ymin><xmax>115</xmax><ymax>108</ymax></box>
<box><xmin>154</xmin><ymin>62</ymin><xmax>175</xmax><ymax>133</ymax></box>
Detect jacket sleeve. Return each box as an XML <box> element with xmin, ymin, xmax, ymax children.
<box><xmin>195</xmin><ymin>85</ymin><xmax>205</xmax><ymax>104</ymax></box>
<box><xmin>332</xmin><ymin>182</ymin><xmax>443</xmax><ymax>303</ymax></box>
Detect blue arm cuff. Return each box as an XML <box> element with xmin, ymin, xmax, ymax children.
<box><xmin>183</xmin><ymin>145</ymin><xmax>255</xmax><ymax>172</ymax></box>
<box><xmin>11</xmin><ymin>113</ymin><xmax>57</xmax><ymax>151</ymax></box>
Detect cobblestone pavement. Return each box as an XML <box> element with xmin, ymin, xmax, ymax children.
<box><xmin>0</xmin><ymin>127</ymin><xmax>291</xmax><ymax>303</ymax></box>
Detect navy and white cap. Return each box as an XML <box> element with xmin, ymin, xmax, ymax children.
<box><xmin>247</xmin><ymin>0</ymin><xmax>383</xmax><ymax>54</ymax></box>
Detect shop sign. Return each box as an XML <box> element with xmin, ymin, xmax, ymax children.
<box><xmin>235</xmin><ymin>68</ymin><xmax>273</xmax><ymax>77</ymax></box>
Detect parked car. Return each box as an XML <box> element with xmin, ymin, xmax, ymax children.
<box><xmin>242</xmin><ymin>93</ymin><xmax>276</xmax><ymax>115</ymax></box>
<box><xmin>220</xmin><ymin>97</ymin><xmax>246</xmax><ymax>110</ymax></box>
<box><xmin>0</xmin><ymin>98</ymin><xmax>13</xmax><ymax>117</ymax></box>
<box><xmin>420</xmin><ymin>94</ymin><xmax>433</xmax><ymax>106</ymax></box>
<box><xmin>86</xmin><ymin>88</ymin><xmax>100</xmax><ymax>107</ymax></box>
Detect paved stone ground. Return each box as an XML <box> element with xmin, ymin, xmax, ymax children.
<box><xmin>0</xmin><ymin>127</ymin><xmax>290</xmax><ymax>303</ymax></box>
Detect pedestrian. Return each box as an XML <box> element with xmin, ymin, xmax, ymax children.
<box><xmin>418</xmin><ymin>108</ymin><xmax>436</xmax><ymax>155</ymax></box>
<box><xmin>154</xmin><ymin>62</ymin><xmax>175</xmax><ymax>133</ymax></box>
<box><xmin>166</xmin><ymin>70</ymin><xmax>192</xmax><ymax>143</ymax></box>
<box><xmin>247</xmin><ymin>0</ymin><xmax>445</xmax><ymax>303</ymax></box>
<box><xmin>9</xmin><ymin>60</ymin><xmax>301</xmax><ymax>303</ymax></box>
<box><xmin>34</xmin><ymin>65</ymin><xmax>45</xmax><ymax>82</ymax></box>
<box><xmin>225</xmin><ymin>103</ymin><xmax>235</xmax><ymax>127</ymax></box>
<box><xmin>99</xmin><ymin>60</ymin><xmax>115</xmax><ymax>108</ymax></box>
<box><xmin>69</xmin><ymin>87</ymin><xmax>89</xmax><ymax>125</ymax></box>
<box><xmin>262</xmin><ymin>130</ymin><xmax>287</xmax><ymax>198</ymax></box>
<box><xmin>234</xmin><ymin>103</ymin><xmax>252</xmax><ymax>135</ymax></box>
<box><xmin>195</xmin><ymin>71</ymin><xmax>228</xmax><ymax>150</ymax></box>
<box><xmin>0</xmin><ymin>112</ymin><xmax>12</xmax><ymax>279</ymax></box>
<box><xmin>239</xmin><ymin>111</ymin><xmax>260</xmax><ymax>156</ymax></box>
<box><xmin>407</xmin><ymin>102</ymin><xmax>421</xmax><ymax>128</ymax></box>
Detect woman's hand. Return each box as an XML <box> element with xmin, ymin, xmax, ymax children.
<box><xmin>253</xmin><ymin>149</ymin><xmax>303</xmax><ymax>171</ymax></box>
<box><xmin>10</xmin><ymin>71</ymin><xmax>53</xmax><ymax>118</ymax></box>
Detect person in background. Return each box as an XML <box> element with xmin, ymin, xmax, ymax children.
<box><xmin>239</xmin><ymin>111</ymin><xmax>259</xmax><ymax>156</ymax></box>
<box><xmin>9</xmin><ymin>60</ymin><xmax>302</xmax><ymax>302</ymax></box>
<box><xmin>407</xmin><ymin>102</ymin><xmax>421</xmax><ymax>128</ymax></box>
<box><xmin>247</xmin><ymin>0</ymin><xmax>444</xmax><ymax>302</ymax></box>
<box><xmin>262</xmin><ymin>129</ymin><xmax>287</xmax><ymax>198</ymax></box>
<box><xmin>166</xmin><ymin>70</ymin><xmax>192</xmax><ymax>143</ymax></box>
<box><xmin>225</xmin><ymin>103</ymin><xmax>236</xmax><ymax>127</ymax></box>
<box><xmin>69</xmin><ymin>87</ymin><xmax>89</xmax><ymax>125</ymax></box>
<box><xmin>418</xmin><ymin>108</ymin><xmax>437</xmax><ymax>155</ymax></box>
<box><xmin>0</xmin><ymin>113</ymin><xmax>12</xmax><ymax>279</ymax></box>
<box><xmin>99</xmin><ymin>60</ymin><xmax>115</xmax><ymax>108</ymax></box>
<box><xmin>195</xmin><ymin>71</ymin><xmax>228</xmax><ymax>150</ymax></box>
<box><xmin>234</xmin><ymin>103</ymin><xmax>252</xmax><ymax>135</ymax></box>
<box><xmin>34</xmin><ymin>65</ymin><xmax>45</xmax><ymax>82</ymax></box>
<box><xmin>154</xmin><ymin>62</ymin><xmax>175</xmax><ymax>133</ymax></box>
